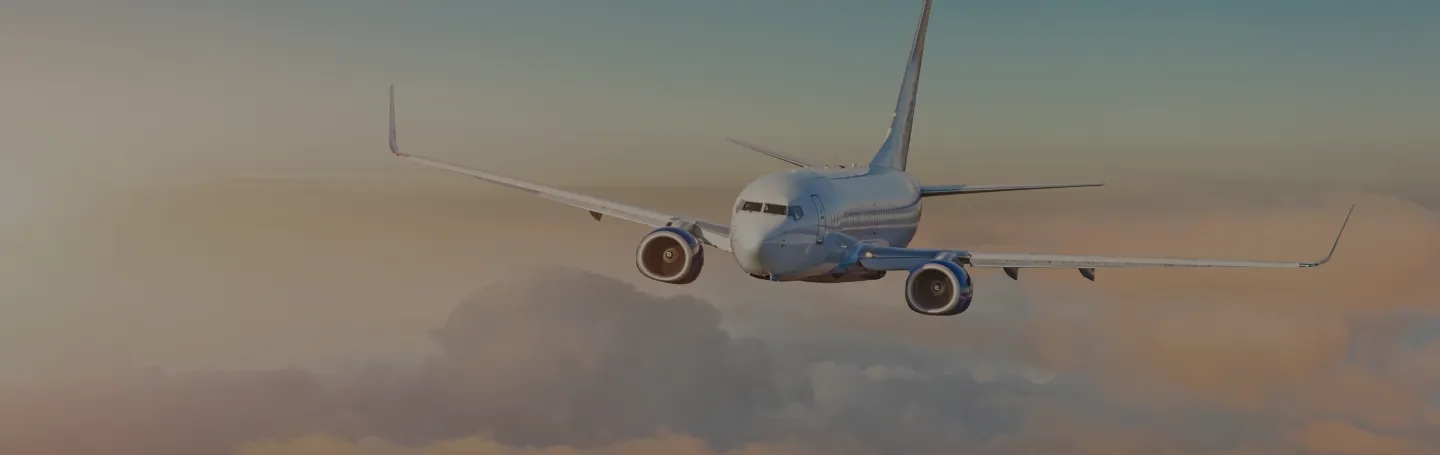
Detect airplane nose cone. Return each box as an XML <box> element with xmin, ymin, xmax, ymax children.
<box><xmin>756</xmin><ymin>234</ymin><xmax>814</xmax><ymax>277</ymax></box>
<box><xmin>732</xmin><ymin>229</ymin><xmax>767</xmax><ymax>275</ymax></box>
<box><xmin>756</xmin><ymin>242</ymin><xmax>786</xmax><ymax>274</ymax></box>
<box><xmin>732</xmin><ymin>219</ymin><xmax>817</xmax><ymax>278</ymax></box>
<box><xmin>732</xmin><ymin>231</ymin><xmax>797</xmax><ymax>277</ymax></box>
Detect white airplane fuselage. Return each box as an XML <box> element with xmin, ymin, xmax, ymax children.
<box><xmin>730</xmin><ymin>166</ymin><xmax>923</xmax><ymax>282</ymax></box>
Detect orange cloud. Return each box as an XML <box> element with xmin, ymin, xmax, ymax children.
<box><xmin>1291</xmin><ymin>421</ymin><xmax>1417</xmax><ymax>455</ymax></box>
<box><xmin>2</xmin><ymin>178</ymin><xmax>1436</xmax><ymax>455</ymax></box>
<box><xmin>238</xmin><ymin>433</ymin><xmax>867</xmax><ymax>455</ymax></box>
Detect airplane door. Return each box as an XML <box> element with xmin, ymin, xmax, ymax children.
<box><xmin>810</xmin><ymin>194</ymin><xmax>827</xmax><ymax>243</ymax></box>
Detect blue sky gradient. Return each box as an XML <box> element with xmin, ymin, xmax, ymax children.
<box><xmin>3</xmin><ymin>0</ymin><xmax>1438</xmax><ymax>185</ymax></box>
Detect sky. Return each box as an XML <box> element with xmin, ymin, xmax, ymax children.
<box><xmin>1</xmin><ymin>1</ymin><xmax>1439</xmax><ymax>454</ymax></box>
<box><xmin>2</xmin><ymin>0</ymin><xmax>1438</xmax><ymax>190</ymax></box>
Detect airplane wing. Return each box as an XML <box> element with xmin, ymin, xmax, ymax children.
<box><xmin>724</xmin><ymin>138</ymin><xmax>818</xmax><ymax>168</ymax></box>
<box><xmin>856</xmin><ymin>203</ymin><xmax>1355</xmax><ymax>279</ymax></box>
<box><xmin>919</xmin><ymin>183</ymin><xmax>1104</xmax><ymax>197</ymax></box>
<box><xmin>387</xmin><ymin>85</ymin><xmax>732</xmax><ymax>252</ymax></box>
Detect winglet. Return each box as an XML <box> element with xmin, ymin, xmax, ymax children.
<box><xmin>1301</xmin><ymin>202</ymin><xmax>1356</xmax><ymax>268</ymax></box>
<box><xmin>388</xmin><ymin>84</ymin><xmax>407</xmax><ymax>157</ymax></box>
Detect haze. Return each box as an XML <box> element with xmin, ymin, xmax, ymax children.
<box><xmin>1</xmin><ymin>0</ymin><xmax>1438</xmax><ymax>454</ymax></box>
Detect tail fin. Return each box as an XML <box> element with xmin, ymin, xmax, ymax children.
<box><xmin>869</xmin><ymin>0</ymin><xmax>933</xmax><ymax>171</ymax></box>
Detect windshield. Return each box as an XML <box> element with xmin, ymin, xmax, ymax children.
<box><xmin>737</xmin><ymin>200</ymin><xmax>793</xmax><ymax>217</ymax></box>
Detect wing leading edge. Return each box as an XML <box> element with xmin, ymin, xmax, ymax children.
<box><xmin>857</xmin><ymin>203</ymin><xmax>1355</xmax><ymax>276</ymax></box>
<box><xmin>387</xmin><ymin>85</ymin><xmax>732</xmax><ymax>252</ymax></box>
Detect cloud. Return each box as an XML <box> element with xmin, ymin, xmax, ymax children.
<box><xmin>699</xmin><ymin>187</ymin><xmax>1440</xmax><ymax>453</ymax></box>
<box><xmin>237</xmin><ymin>433</ymin><xmax>860</xmax><ymax>455</ymax></box>
<box><xmin>400</xmin><ymin>265</ymin><xmax>787</xmax><ymax>448</ymax></box>
<box><xmin>0</xmin><ymin>266</ymin><xmax>796</xmax><ymax>455</ymax></box>
<box><xmin>2</xmin><ymin>179</ymin><xmax>1438</xmax><ymax>455</ymax></box>
<box><xmin>2</xmin><ymin>261</ymin><xmax>1437</xmax><ymax>455</ymax></box>
<box><xmin>1291</xmin><ymin>421</ymin><xmax>1418</xmax><ymax>455</ymax></box>
<box><xmin>808</xmin><ymin>190</ymin><xmax>1440</xmax><ymax>420</ymax></box>
<box><xmin>0</xmin><ymin>266</ymin><xmax>1155</xmax><ymax>454</ymax></box>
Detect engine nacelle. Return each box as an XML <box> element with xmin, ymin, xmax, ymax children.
<box><xmin>904</xmin><ymin>260</ymin><xmax>974</xmax><ymax>316</ymax></box>
<box><xmin>635</xmin><ymin>227</ymin><xmax>705</xmax><ymax>284</ymax></box>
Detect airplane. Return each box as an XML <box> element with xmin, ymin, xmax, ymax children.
<box><xmin>384</xmin><ymin>0</ymin><xmax>1354</xmax><ymax>316</ymax></box>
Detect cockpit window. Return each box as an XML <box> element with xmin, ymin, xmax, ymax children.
<box><xmin>738</xmin><ymin>200</ymin><xmax>796</xmax><ymax>217</ymax></box>
<box><xmin>789</xmin><ymin>205</ymin><xmax>804</xmax><ymax>220</ymax></box>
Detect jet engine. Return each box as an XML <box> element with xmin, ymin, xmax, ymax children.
<box><xmin>904</xmin><ymin>260</ymin><xmax>974</xmax><ymax>316</ymax></box>
<box><xmin>635</xmin><ymin>227</ymin><xmax>705</xmax><ymax>284</ymax></box>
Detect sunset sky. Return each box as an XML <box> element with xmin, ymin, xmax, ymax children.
<box><xmin>3</xmin><ymin>0</ymin><xmax>1438</xmax><ymax>190</ymax></box>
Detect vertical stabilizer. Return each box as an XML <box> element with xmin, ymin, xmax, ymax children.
<box><xmin>869</xmin><ymin>0</ymin><xmax>932</xmax><ymax>171</ymax></box>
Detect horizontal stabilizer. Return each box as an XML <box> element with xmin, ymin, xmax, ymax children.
<box><xmin>920</xmin><ymin>183</ymin><xmax>1104</xmax><ymax>197</ymax></box>
<box><xmin>724</xmin><ymin>138</ymin><xmax>816</xmax><ymax>168</ymax></box>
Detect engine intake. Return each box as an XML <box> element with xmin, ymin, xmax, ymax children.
<box><xmin>635</xmin><ymin>227</ymin><xmax>705</xmax><ymax>284</ymax></box>
<box><xmin>904</xmin><ymin>260</ymin><xmax>974</xmax><ymax>316</ymax></box>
